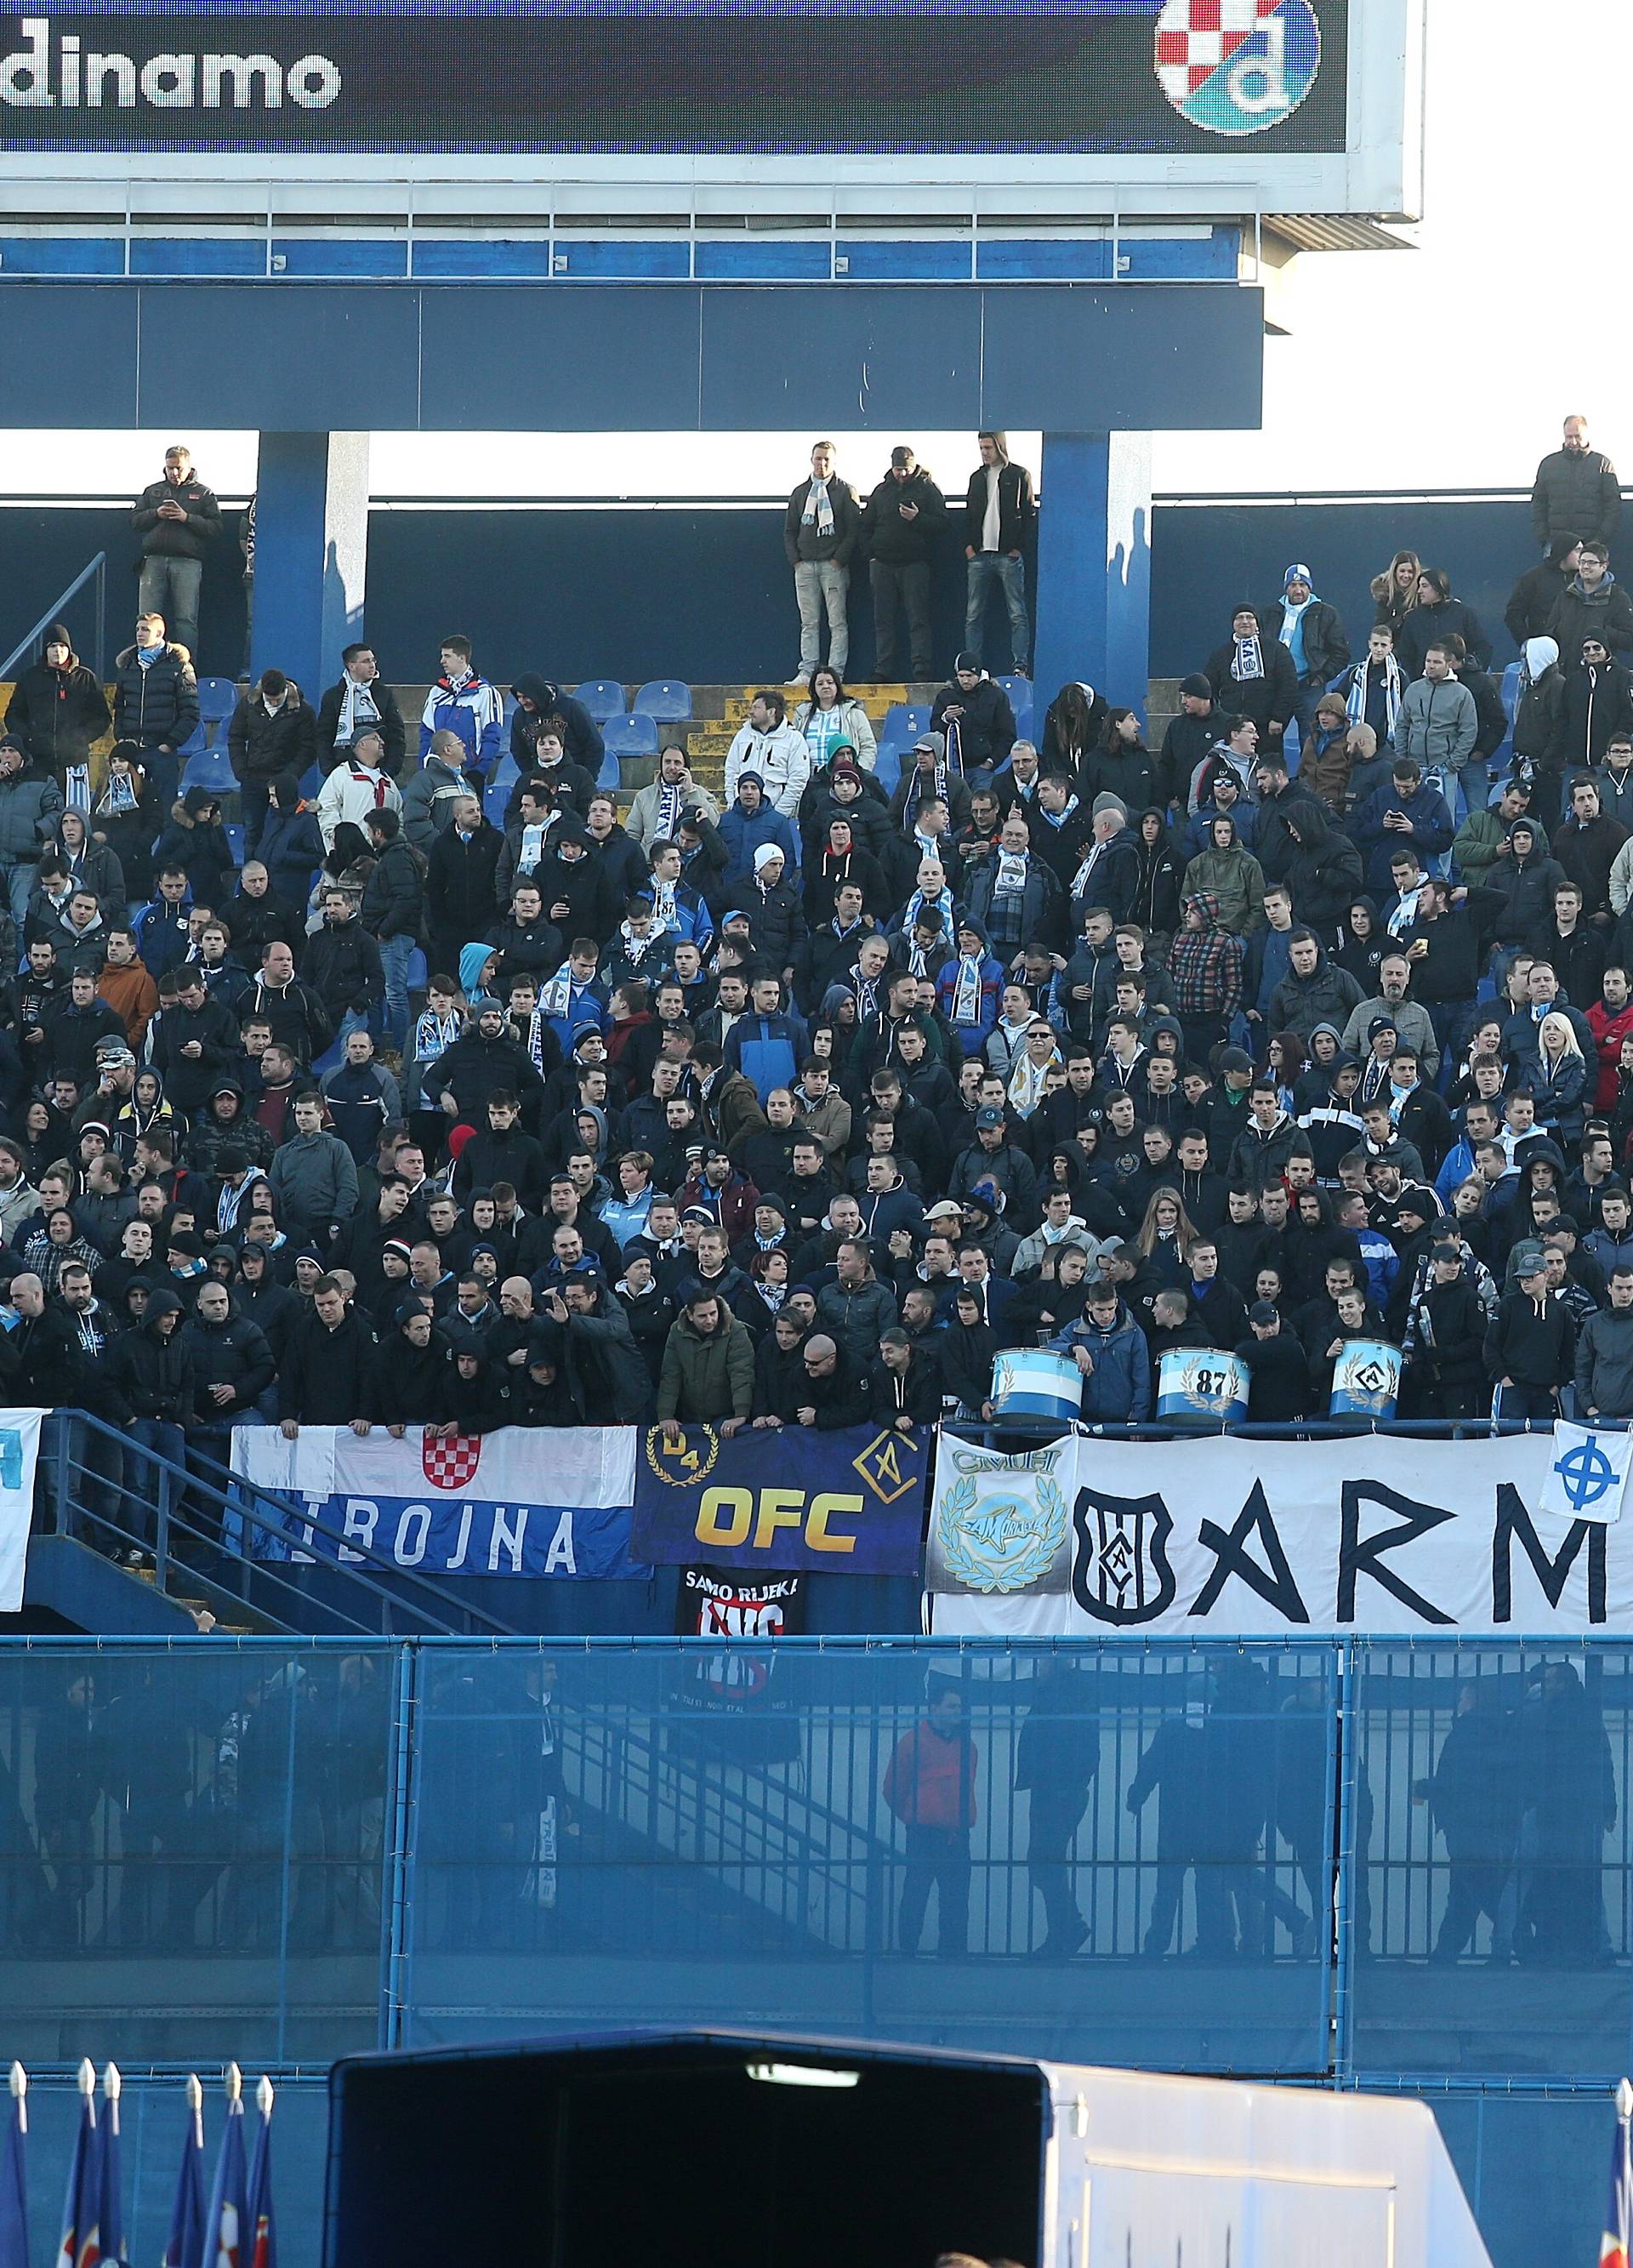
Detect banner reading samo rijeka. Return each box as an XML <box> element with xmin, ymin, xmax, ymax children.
<box><xmin>232</xmin><ymin>1423</ymin><xmax>645</xmax><ymax>1579</ymax></box>
<box><xmin>925</xmin><ymin>1430</ymin><xmax>1633</xmax><ymax>1638</ymax></box>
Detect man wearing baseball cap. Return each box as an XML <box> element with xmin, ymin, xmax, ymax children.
<box><xmin>1482</xmin><ymin>1239</ymin><xmax>1573</xmax><ymax>1424</ymax></box>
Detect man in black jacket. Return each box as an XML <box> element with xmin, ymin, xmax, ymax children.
<box><xmin>2</xmin><ymin>624</ymin><xmax>110</xmax><ymax>793</ymax></box>
<box><xmin>301</xmin><ymin>886</ymin><xmax>384</xmax><ymax>1046</ymax></box>
<box><xmin>111</xmin><ymin>616</ymin><xmax>198</xmax><ymax>812</ymax></box>
<box><xmin>1531</xmin><ymin>416</ymin><xmax>1619</xmax><ymax>550</ymax></box>
<box><xmin>963</xmin><ymin>431</ymin><xmax>1034</xmax><ymax>673</ymax></box>
<box><xmin>147</xmin><ymin>966</ymin><xmax>241</xmax><ymax>1116</ymax></box>
<box><xmin>131</xmin><ymin>444</ymin><xmax>219</xmax><ymax>665</ymax></box>
<box><xmin>279</xmin><ymin>1275</ymin><xmax>377</xmax><ymax>1433</ymax></box>
<box><xmin>862</xmin><ymin>446</ymin><xmax>947</xmax><ymax>680</ymax></box>
<box><xmin>107</xmin><ymin>1286</ymin><xmax>196</xmax><ymax>1536</ymax></box>
<box><xmin>318</xmin><ymin>644</ymin><xmax>407</xmax><ymax>774</ymax></box>
<box><xmin>426</xmin><ymin>795</ymin><xmax>504</xmax><ymax>979</ymax></box>
<box><xmin>227</xmin><ymin>670</ymin><xmax>318</xmax><ymax>852</ymax></box>
<box><xmin>360</xmin><ymin>807</ymin><xmax>424</xmax><ymax>1051</ymax></box>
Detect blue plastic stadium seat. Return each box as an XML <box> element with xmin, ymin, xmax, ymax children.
<box><xmin>179</xmin><ymin>744</ymin><xmax>236</xmax><ymax>794</ymax></box>
<box><xmin>997</xmin><ymin>675</ymin><xmax>1034</xmax><ymax>740</ymax></box>
<box><xmin>602</xmin><ymin>711</ymin><xmax>660</xmax><ymax>761</ymax></box>
<box><xmin>634</xmin><ymin>679</ymin><xmax>693</xmax><ymax>724</ymax></box>
<box><xmin>175</xmin><ymin>720</ymin><xmax>209</xmax><ymax>761</ymax></box>
<box><xmin>1500</xmin><ymin>659</ymin><xmax>1522</xmax><ymax>723</ymax></box>
<box><xmin>223</xmin><ymin>821</ymin><xmax>245</xmax><ymax>867</ymax></box>
<box><xmin>880</xmin><ymin>702</ymin><xmax>931</xmax><ymax>746</ymax></box>
<box><xmin>874</xmin><ymin>744</ymin><xmax>902</xmax><ymax>796</ymax></box>
<box><xmin>573</xmin><ymin>678</ymin><xmax>627</xmax><ymax>724</ymax></box>
<box><xmin>595</xmin><ymin>746</ymin><xmax>623</xmax><ymax>793</ymax></box>
<box><xmin>299</xmin><ymin>763</ymin><xmax>323</xmax><ymax>801</ymax></box>
<box><xmin>196</xmin><ymin>675</ymin><xmax>240</xmax><ymax>724</ymax></box>
<box><xmin>482</xmin><ymin>776</ymin><xmax>512</xmax><ymax>828</ymax></box>
<box><xmin>403</xmin><ymin>946</ymin><xmax>428</xmax><ymax>994</ymax></box>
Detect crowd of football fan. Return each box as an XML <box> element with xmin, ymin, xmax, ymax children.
<box><xmin>0</xmin><ymin>420</ymin><xmax>1628</xmax><ymax>1532</ymax></box>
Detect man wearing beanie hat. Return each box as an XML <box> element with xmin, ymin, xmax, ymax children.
<box><xmin>1203</xmin><ymin>603</ymin><xmax>1299</xmax><ymax>745</ymax></box>
<box><xmin>961</xmin><ymin>430</ymin><xmax>1035</xmax><ymax>672</ymax></box>
<box><xmin>1158</xmin><ymin>673</ymin><xmax>1231</xmax><ymax>809</ymax></box>
<box><xmin>1255</xmin><ymin>564</ymin><xmax>1351</xmax><ymax>748</ymax></box>
<box><xmin>718</xmin><ymin>763</ymin><xmax>800</xmax><ymax>894</ymax></box>
<box><xmin>930</xmin><ymin>650</ymin><xmax>1019</xmax><ymax>771</ymax></box>
<box><xmin>736</xmin><ymin>840</ymin><xmax>805</xmax><ymax>972</ymax></box>
<box><xmin>1</xmin><ymin>621</ymin><xmax>110</xmax><ymax>795</ymax></box>
<box><xmin>1507</xmin><ymin>534</ymin><xmax>1585</xmax><ymax>648</ymax></box>
<box><xmin>862</xmin><ymin>443</ymin><xmax>947</xmax><ymax>679</ymax></box>
<box><xmin>725</xmin><ymin>692</ymin><xmax>811</xmax><ymax>816</ymax></box>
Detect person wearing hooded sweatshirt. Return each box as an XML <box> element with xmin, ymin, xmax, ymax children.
<box><xmin>1164</xmin><ymin>892</ymin><xmax>1244</xmax><ymax>1062</ymax></box>
<box><xmin>961</xmin><ymin>431</ymin><xmax>1035</xmax><ymax>671</ymax></box>
<box><xmin>1488</xmin><ymin>815</ymin><xmax>1568</xmax><ymax>948</ymax></box>
<box><xmin>1280</xmin><ymin>801</ymin><xmax>1363</xmax><ymax>929</ymax></box>
<box><xmin>507</xmin><ymin>671</ymin><xmax>603</xmax><ymax>779</ymax></box>
<box><xmin>935</xmin><ymin>917</ymin><xmax>1004</xmax><ymax>1056</ymax></box>
<box><xmin>254</xmin><ymin>773</ymin><xmax>323</xmax><ymax>911</ymax></box>
<box><xmin>1181</xmin><ymin>812</ymin><xmax>1265</xmax><ymax>937</ymax></box>
<box><xmin>3</xmin><ymin>624</ymin><xmax>110</xmax><ymax>797</ymax></box>
<box><xmin>1256</xmin><ymin>563</ymin><xmax>1350</xmax><ymax>745</ymax></box>
<box><xmin>107</xmin><ymin>1285</ymin><xmax>194</xmax><ymax>1501</ymax></box>
<box><xmin>1204</xmin><ymin>604</ymin><xmax>1299</xmax><ymax>741</ymax></box>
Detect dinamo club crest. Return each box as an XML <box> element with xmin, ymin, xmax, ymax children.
<box><xmin>1155</xmin><ymin>0</ymin><xmax>1320</xmax><ymax>137</ymax></box>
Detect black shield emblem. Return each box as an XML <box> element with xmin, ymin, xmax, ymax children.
<box><xmin>1071</xmin><ymin>1485</ymin><xmax>1177</xmax><ymax>1626</ymax></box>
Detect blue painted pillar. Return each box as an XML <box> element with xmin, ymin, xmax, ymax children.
<box><xmin>249</xmin><ymin>431</ymin><xmax>370</xmax><ymax>699</ymax></box>
<box><xmin>1031</xmin><ymin>431</ymin><xmax>1152</xmax><ymax>727</ymax></box>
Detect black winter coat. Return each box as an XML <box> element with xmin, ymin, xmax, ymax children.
<box><xmin>1204</xmin><ymin>638</ymin><xmax>1298</xmax><ymax>734</ymax></box>
<box><xmin>181</xmin><ymin>1310</ymin><xmax>276</xmax><ymax>1418</ymax></box>
<box><xmin>358</xmin><ymin>836</ymin><xmax>424</xmax><ymax>942</ymax></box>
<box><xmin>861</xmin><ymin>468</ymin><xmax>947</xmax><ymax>565</ymax></box>
<box><xmin>301</xmin><ymin>920</ymin><xmax>384</xmax><ymax>1018</ymax></box>
<box><xmin>132</xmin><ymin>471</ymin><xmax>220</xmax><ymax>564</ymax></box>
<box><xmin>278</xmin><ymin>1308</ymin><xmax>378</xmax><ymax>1425</ymax></box>
<box><xmin>3</xmin><ymin>659</ymin><xmax>110</xmax><ymax>778</ymax></box>
<box><xmin>107</xmin><ymin>1318</ymin><xmax>195</xmax><ymax>1423</ymax></box>
<box><xmin>509</xmin><ymin>675</ymin><xmax>606</xmax><ymax>777</ymax></box>
<box><xmin>928</xmin><ymin>677</ymin><xmax>1018</xmax><ymax>768</ymax></box>
<box><xmin>426</xmin><ymin>822</ymin><xmax>504</xmax><ymax>944</ymax></box>
<box><xmin>227</xmin><ymin>689</ymin><xmax>318</xmax><ymax>784</ymax></box>
<box><xmin>1396</xmin><ymin>598</ymin><xmax>1491</xmax><ymax>680</ymax></box>
<box><xmin>111</xmin><ymin>644</ymin><xmax>198</xmax><ymax>753</ymax></box>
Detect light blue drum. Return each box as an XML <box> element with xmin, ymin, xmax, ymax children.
<box><xmin>990</xmin><ymin>1348</ymin><xmax>1083</xmax><ymax>1424</ymax></box>
<box><xmin>1156</xmin><ymin>1348</ymin><xmax>1249</xmax><ymax>1425</ymax></box>
<box><xmin>1330</xmin><ymin>1337</ymin><xmax>1402</xmax><ymax>1420</ymax></box>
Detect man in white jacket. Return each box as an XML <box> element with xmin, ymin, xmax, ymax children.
<box><xmin>724</xmin><ymin>691</ymin><xmax>811</xmax><ymax>818</ymax></box>
<box><xmin>314</xmin><ymin>730</ymin><xmax>402</xmax><ymax>851</ymax></box>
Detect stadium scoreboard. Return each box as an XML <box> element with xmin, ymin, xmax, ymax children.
<box><xmin>0</xmin><ymin>0</ymin><xmax>1423</xmax><ymax>217</ymax></box>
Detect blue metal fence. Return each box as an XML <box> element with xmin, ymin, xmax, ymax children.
<box><xmin>5</xmin><ymin>1635</ymin><xmax>1633</xmax><ymax>2266</ymax></box>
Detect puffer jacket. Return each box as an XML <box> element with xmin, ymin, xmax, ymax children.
<box><xmin>1266</xmin><ymin>952</ymin><xmax>1365</xmax><ymax>1039</ymax></box>
<box><xmin>0</xmin><ymin>763</ymin><xmax>64</xmax><ymax>868</ymax></box>
<box><xmin>401</xmin><ymin>753</ymin><xmax>469</xmax><ymax>852</ymax></box>
<box><xmin>111</xmin><ymin>643</ymin><xmax>198</xmax><ymax>752</ymax></box>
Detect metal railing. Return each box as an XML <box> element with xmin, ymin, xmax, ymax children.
<box><xmin>0</xmin><ymin>550</ymin><xmax>106</xmax><ymax>681</ymax></box>
<box><xmin>43</xmin><ymin>1410</ymin><xmax>521</xmax><ymax>1643</ymax></box>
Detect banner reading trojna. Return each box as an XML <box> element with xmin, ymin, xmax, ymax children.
<box><xmin>925</xmin><ymin>1430</ymin><xmax>1633</xmax><ymax>1638</ymax></box>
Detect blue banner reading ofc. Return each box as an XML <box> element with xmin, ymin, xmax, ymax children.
<box><xmin>632</xmin><ymin>1423</ymin><xmax>929</xmax><ymax>1573</ymax></box>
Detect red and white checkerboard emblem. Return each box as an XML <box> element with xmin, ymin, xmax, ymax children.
<box><xmin>1155</xmin><ymin>0</ymin><xmax>1319</xmax><ymax>134</ymax></box>
<box><xmin>422</xmin><ymin>1432</ymin><xmax>483</xmax><ymax>1490</ymax></box>
<box><xmin>1157</xmin><ymin>0</ymin><xmax>1281</xmax><ymax>98</ymax></box>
